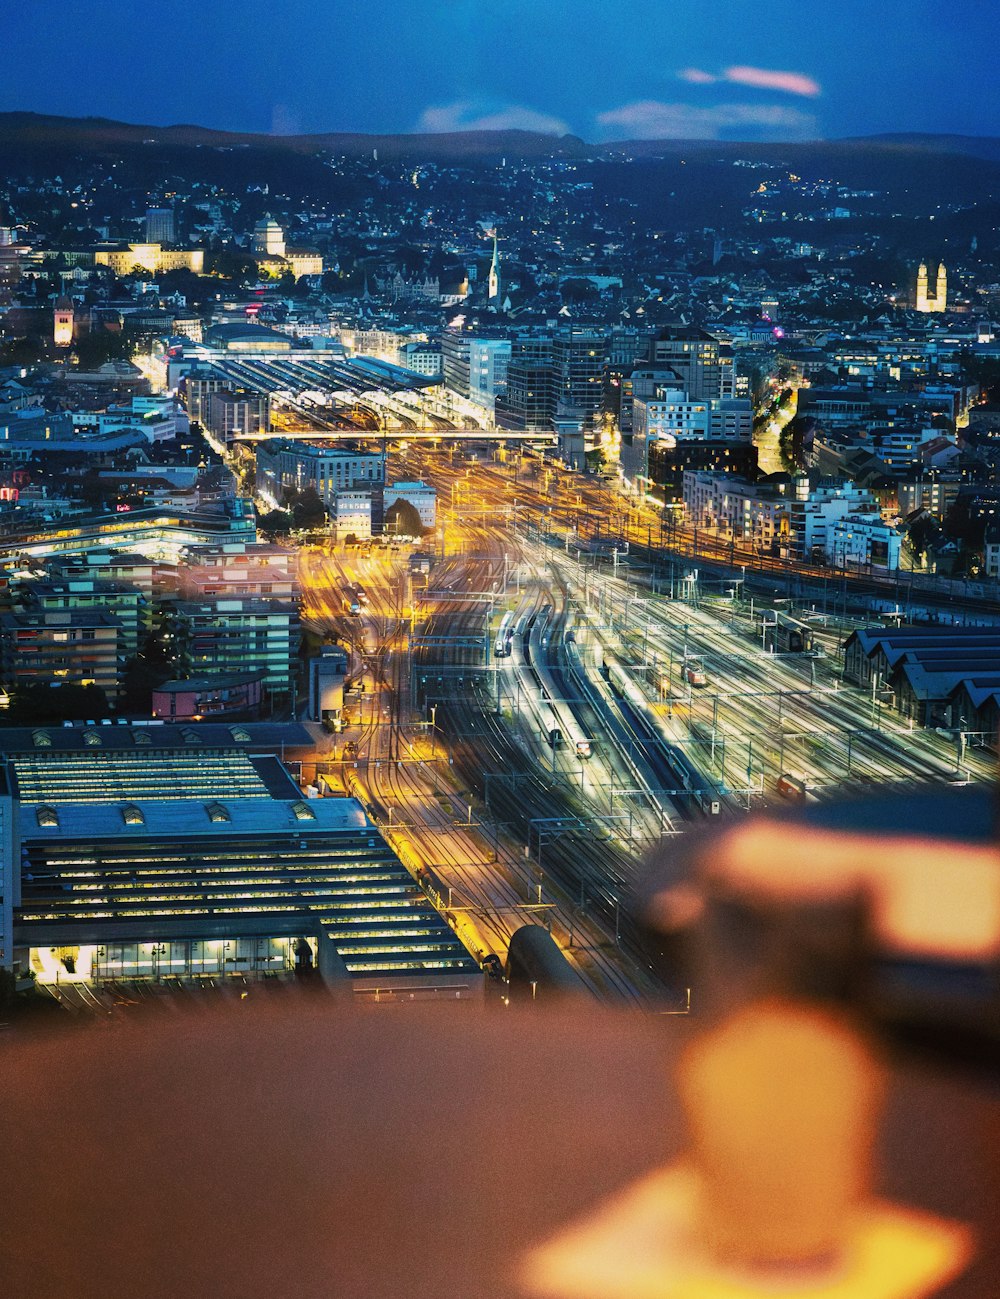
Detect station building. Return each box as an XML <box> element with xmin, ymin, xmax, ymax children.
<box><xmin>0</xmin><ymin>723</ymin><xmax>482</xmax><ymax>1003</ymax></box>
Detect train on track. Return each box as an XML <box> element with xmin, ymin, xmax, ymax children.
<box><xmin>764</xmin><ymin>612</ymin><xmax>814</xmax><ymax>654</ymax></box>
<box><xmin>494</xmin><ymin>610</ymin><xmax>514</xmax><ymax>658</ymax></box>
<box><xmin>528</xmin><ymin>609</ymin><xmax>593</xmax><ymax>759</ymax></box>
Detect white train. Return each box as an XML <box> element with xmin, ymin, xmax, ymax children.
<box><xmin>529</xmin><ymin>609</ymin><xmax>592</xmax><ymax>759</ymax></box>
<box><xmin>494</xmin><ymin>610</ymin><xmax>514</xmax><ymax>658</ymax></box>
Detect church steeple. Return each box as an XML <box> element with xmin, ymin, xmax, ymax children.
<box><xmin>487</xmin><ymin>233</ymin><xmax>501</xmax><ymax>302</ymax></box>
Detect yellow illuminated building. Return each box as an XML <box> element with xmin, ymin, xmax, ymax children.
<box><xmin>915</xmin><ymin>261</ymin><xmax>947</xmax><ymax>313</ymax></box>
<box><xmin>93</xmin><ymin>244</ymin><xmax>205</xmax><ymax>276</ymax></box>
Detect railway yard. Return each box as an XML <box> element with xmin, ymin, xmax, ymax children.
<box><xmin>293</xmin><ymin>446</ymin><xmax>994</xmax><ymax>1008</ymax></box>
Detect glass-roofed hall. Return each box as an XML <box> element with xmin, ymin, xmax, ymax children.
<box><xmin>0</xmin><ymin>722</ymin><xmax>482</xmax><ymax>1003</ymax></box>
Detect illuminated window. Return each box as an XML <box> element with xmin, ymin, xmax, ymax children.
<box><xmin>122</xmin><ymin>804</ymin><xmax>145</xmax><ymax>826</ymax></box>
<box><xmin>83</xmin><ymin>730</ymin><xmax>102</xmax><ymax>746</ymax></box>
<box><xmin>32</xmin><ymin>729</ymin><xmax>52</xmax><ymax>747</ymax></box>
<box><xmin>35</xmin><ymin>805</ymin><xmax>59</xmax><ymax>827</ymax></box>
<box><xmin>206</xmin><ymin>802</ymin><xmax>231</xmax><ymax>823</ymax></box>
<box><xmin>291</xmin><ymin>801</ymin><xmax>316</xmax><ymax>821</ymax></box>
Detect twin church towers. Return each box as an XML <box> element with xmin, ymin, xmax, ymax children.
<box><xmin>915</xmin><ymin>260</ymin><xmax>947</xmax><ymax>313</ymax></box>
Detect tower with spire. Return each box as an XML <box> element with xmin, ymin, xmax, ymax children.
<box><xmin>487</xmin><ymin>233</ymin><xmax>501</xmax><ymax>303</ymax></box>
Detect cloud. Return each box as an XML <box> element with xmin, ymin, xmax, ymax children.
<box><xmin>595</xmin><ymin>100</ymin><xmax>818</xmax><ymax>141</ymax></box>
<box><xmin>416</xmin><ymin>101</ymin><xmax>569</xmax><ymax>136</ymax></box>
<box><xmin>723</xmin><ymin>66</ymin><xmax>821</xmax><ymax>97</ymax></box>
<box><xmin>676</xmin><ymin>65</ymin><xmax>821</xmax><ymax>97</ymax></box>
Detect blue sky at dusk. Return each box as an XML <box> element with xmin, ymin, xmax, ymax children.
<box><xmin>4</xmin><ymin>0</ymin><xmax>998</xmax><ymax>142</ymax></box>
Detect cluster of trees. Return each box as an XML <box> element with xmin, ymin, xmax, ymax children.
<box><xmin>259</xmin><ymin>485</ymin><xmax>328</xmax><ymax>536</ymax></box>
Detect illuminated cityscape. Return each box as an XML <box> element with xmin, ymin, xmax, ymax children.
<box><xmin>0</xmin><ymin>6</ymin><xmax>998</xmax><ymax>1294</ymax></box>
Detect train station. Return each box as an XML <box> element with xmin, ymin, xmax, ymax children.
<box><xmin>0</xmin><ymin>721</ymin><xmax>482</xmax><ymax>1003</ymax></box>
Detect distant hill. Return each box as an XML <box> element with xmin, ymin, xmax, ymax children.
<box><xmin>0</xmin><ymin>111</ymin><xmax>591</xmax><ymax>161</ymax></box>
<box><xmin>5</xmin><ymin>110</ymin><xmax>999</xmax><ymax>166</ymax></box>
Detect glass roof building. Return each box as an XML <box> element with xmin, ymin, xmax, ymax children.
<box><xmin>1</xmin><ymin>723</ymin><xmax>482</xmax><ymax>1003</ymax></box>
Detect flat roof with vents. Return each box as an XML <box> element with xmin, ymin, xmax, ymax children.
<box><xmin>16</xmin><ymin>796</ymin><xmax>479</xmax><ymax>981</ymax></box>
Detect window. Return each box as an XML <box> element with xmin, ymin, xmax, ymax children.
<box><xmin>35</xmin><ymin>805</ymin><xmax>59</xmax><ymax>827</ymax></box>
<box><xmin>122</xmin><ymin>804</ymin><xmax>145</xmax><ymax>826</ymax></box>
<box><xmin>291</xmin><ymin>801</ymin><xmax>316</xmax><ymax>821</ymax></box>
<box><xmin>206</xmin><ymin>802</ymin><xmax>231</xmax><ymax>823</ymax></box>
<box><xmin>32</xmin><ymin>730</ymin><xmax>52</xmax><ymax>747</ymax></box>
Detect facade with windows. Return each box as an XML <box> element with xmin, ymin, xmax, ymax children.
<box><xmin>256</xmin><ymin>439</ymin><xmax>386</xmax><ymax>511</ymax></box>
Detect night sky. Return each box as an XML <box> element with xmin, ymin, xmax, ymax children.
<box><xmin>4</xmin><ymin>0</ymin><xmax>998</xmax><ymax>143</ymax></box>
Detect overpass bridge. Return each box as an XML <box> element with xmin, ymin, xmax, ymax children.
<box><xmin>233</xmin><ymin>426</ymin><xmax>559</xmax><ymax>444</ymax></box>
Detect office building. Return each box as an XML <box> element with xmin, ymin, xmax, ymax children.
<box><xmin>646</xmin><ymin>328</ymin><xmax>736</xmax><ymax>401</ymax></box>
<box><xmin>204</xmin><ymin>390</ymin><xmax>270</xmax><ymax>442</ymax></box>
<box><xmin>256</xmin><ymin>440</ymin><xmax>385</xmax><ymax>511</ymax></box>
<box><xmin>144</xmin><ymin>208</ymin><xmax>175</xmax><ymax>244</ymax></box>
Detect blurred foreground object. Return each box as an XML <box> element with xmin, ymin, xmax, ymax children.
<box><xmin>678</xmin><ymin>1000</ymin><xmax>883</xmax><ymax>1267</ymax></box>
<box><xmin>522</xmin><ymin>1000</ymin><xmax>973</xmax><ymax>1299</ymax></box>
<box><xmin>638</xmin><ymin>787</ymin><xmax>1000</xmax><ymax>1063</ymax></box>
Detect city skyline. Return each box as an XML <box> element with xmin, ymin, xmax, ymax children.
<box><xmin>3</xmin><ymin>0</ymin><xmax>999</xmax><ymax>144</ymax></box>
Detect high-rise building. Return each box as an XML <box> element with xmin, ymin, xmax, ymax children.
<box><xmin>552</xmin><ymin>328</ymin><xmax>606</xmax><ymax>426</ymax></box>
<box><xmin>441</xmin><ymin>327</ymin><xmax>473</xmax><ymax>398</ymax></box>
<box><xmin>646</xmin><ymin>327</ymin><xmax>735</xmax><ymax>401</ymax></box>
<box><xmin>497</xmin><ymin>333</ymin><xmax>556</xmax><ymax>430</ymax></box>
<box><xmin>467</xmin><ymin>338</ymin><xmax>511</xmax><ymax>411</ymax></box>
<box><xmin>144</xmin><ymin>207</ymin><xmax>175</xmax><ymax>244</ymax></box>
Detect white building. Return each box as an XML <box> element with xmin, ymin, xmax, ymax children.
<box><xmin>633</xmin><ymin>391</ymin><xmax>753</xmax><ymax>445</ymax></box>
<box><xmin>789</xmin><ymin>481</ymin><xmax>883</xmax><ymax>561</ymax></box>
<box><xmin>830</xmin><ymin>514</ymin><xmax>903</xmax><ymax>570</ymax></box>
<box><xmin>682</xmin><ymin>472</ymin><xmax>885</xmax><ymax>563</ymax></box>
<box><xmin>97</xmin><ymin>395</ymin><xmax>189</xmax><ymax>443</ymax></box>
<box><xmin>332</xmin><ymin>492</ymin><xmax>372</xmax><ymax>541</ymax></box>
<box><xmin>682</xmin><ymin>471</ymin><xmax>790</xmax><ymax>550</ymax></box>
<box><xmin>397</xmin><ymin>341</ymin><xmax>443</xmax><ymax>377</ymax></box>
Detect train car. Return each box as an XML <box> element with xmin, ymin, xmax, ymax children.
<box><xmin>530</xmin><ymin>611</ymin><xmax>592</xmax><ymax>759</ymax></box>
<box><xmin>604</xmin><ymin>653</ymin><xmax>654</xmax><ymax>719</ymax></box>
<box><xmin>765</xmin><ymin>612</ymin><xmax>814</xmax><ymax>654</ymax></box>
<box><xmin>776</xmin><ymin>772</ymin><xmax>807</xmax><ymax>800</ymax></box>
<box><xmin>538</xmin><ymin>704</ymin><xmax>564</xmax><ymax>751</ymax></box>
<box><xmin>494</xmin><ymin>610</ymin><xmax>514</xmax><ymax>658</ymax></box>
<box><xmin>683</xmin><ymin>663</ymin><xmax>708</xmax><ymax>687</ymax></box>
<box><xmin>504</xmin><ymin>924</ymin><xmax>588</xmax><ymax>1001</ymax></box>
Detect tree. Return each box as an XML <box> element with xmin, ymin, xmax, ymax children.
<box><xmin>292</xmin><ymin>486</ymin><xmax>327</xmax><ymax>530</ymax></box>
<box><xmin>259</xmin><ymin>507</ymin><xmax>293</xmax><ymax>536</ymax></box>
<box><xmin>0</xmin><ymin>338</ymin><xmax>43</xmax><ymax>367</ymax></box>
<box><xmin>73</xmin><ymin>330</ymin><xmax>135</xmax><ymax>370</ymax></box>
<box><xmin>3</xmin><ymin>682</ymin><xmax>110</xmax><ymax>725</ymax></box>
<box><xmin>384</xmin><ymin>498</ymin><xmax>423</xmax><ymax>538</ymax></box>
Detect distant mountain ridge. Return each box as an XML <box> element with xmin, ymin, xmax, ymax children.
<box><xmin>2</xmin><ymin>110</ymin><xmax>1000</xmax><ymax>164</ymax></box>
